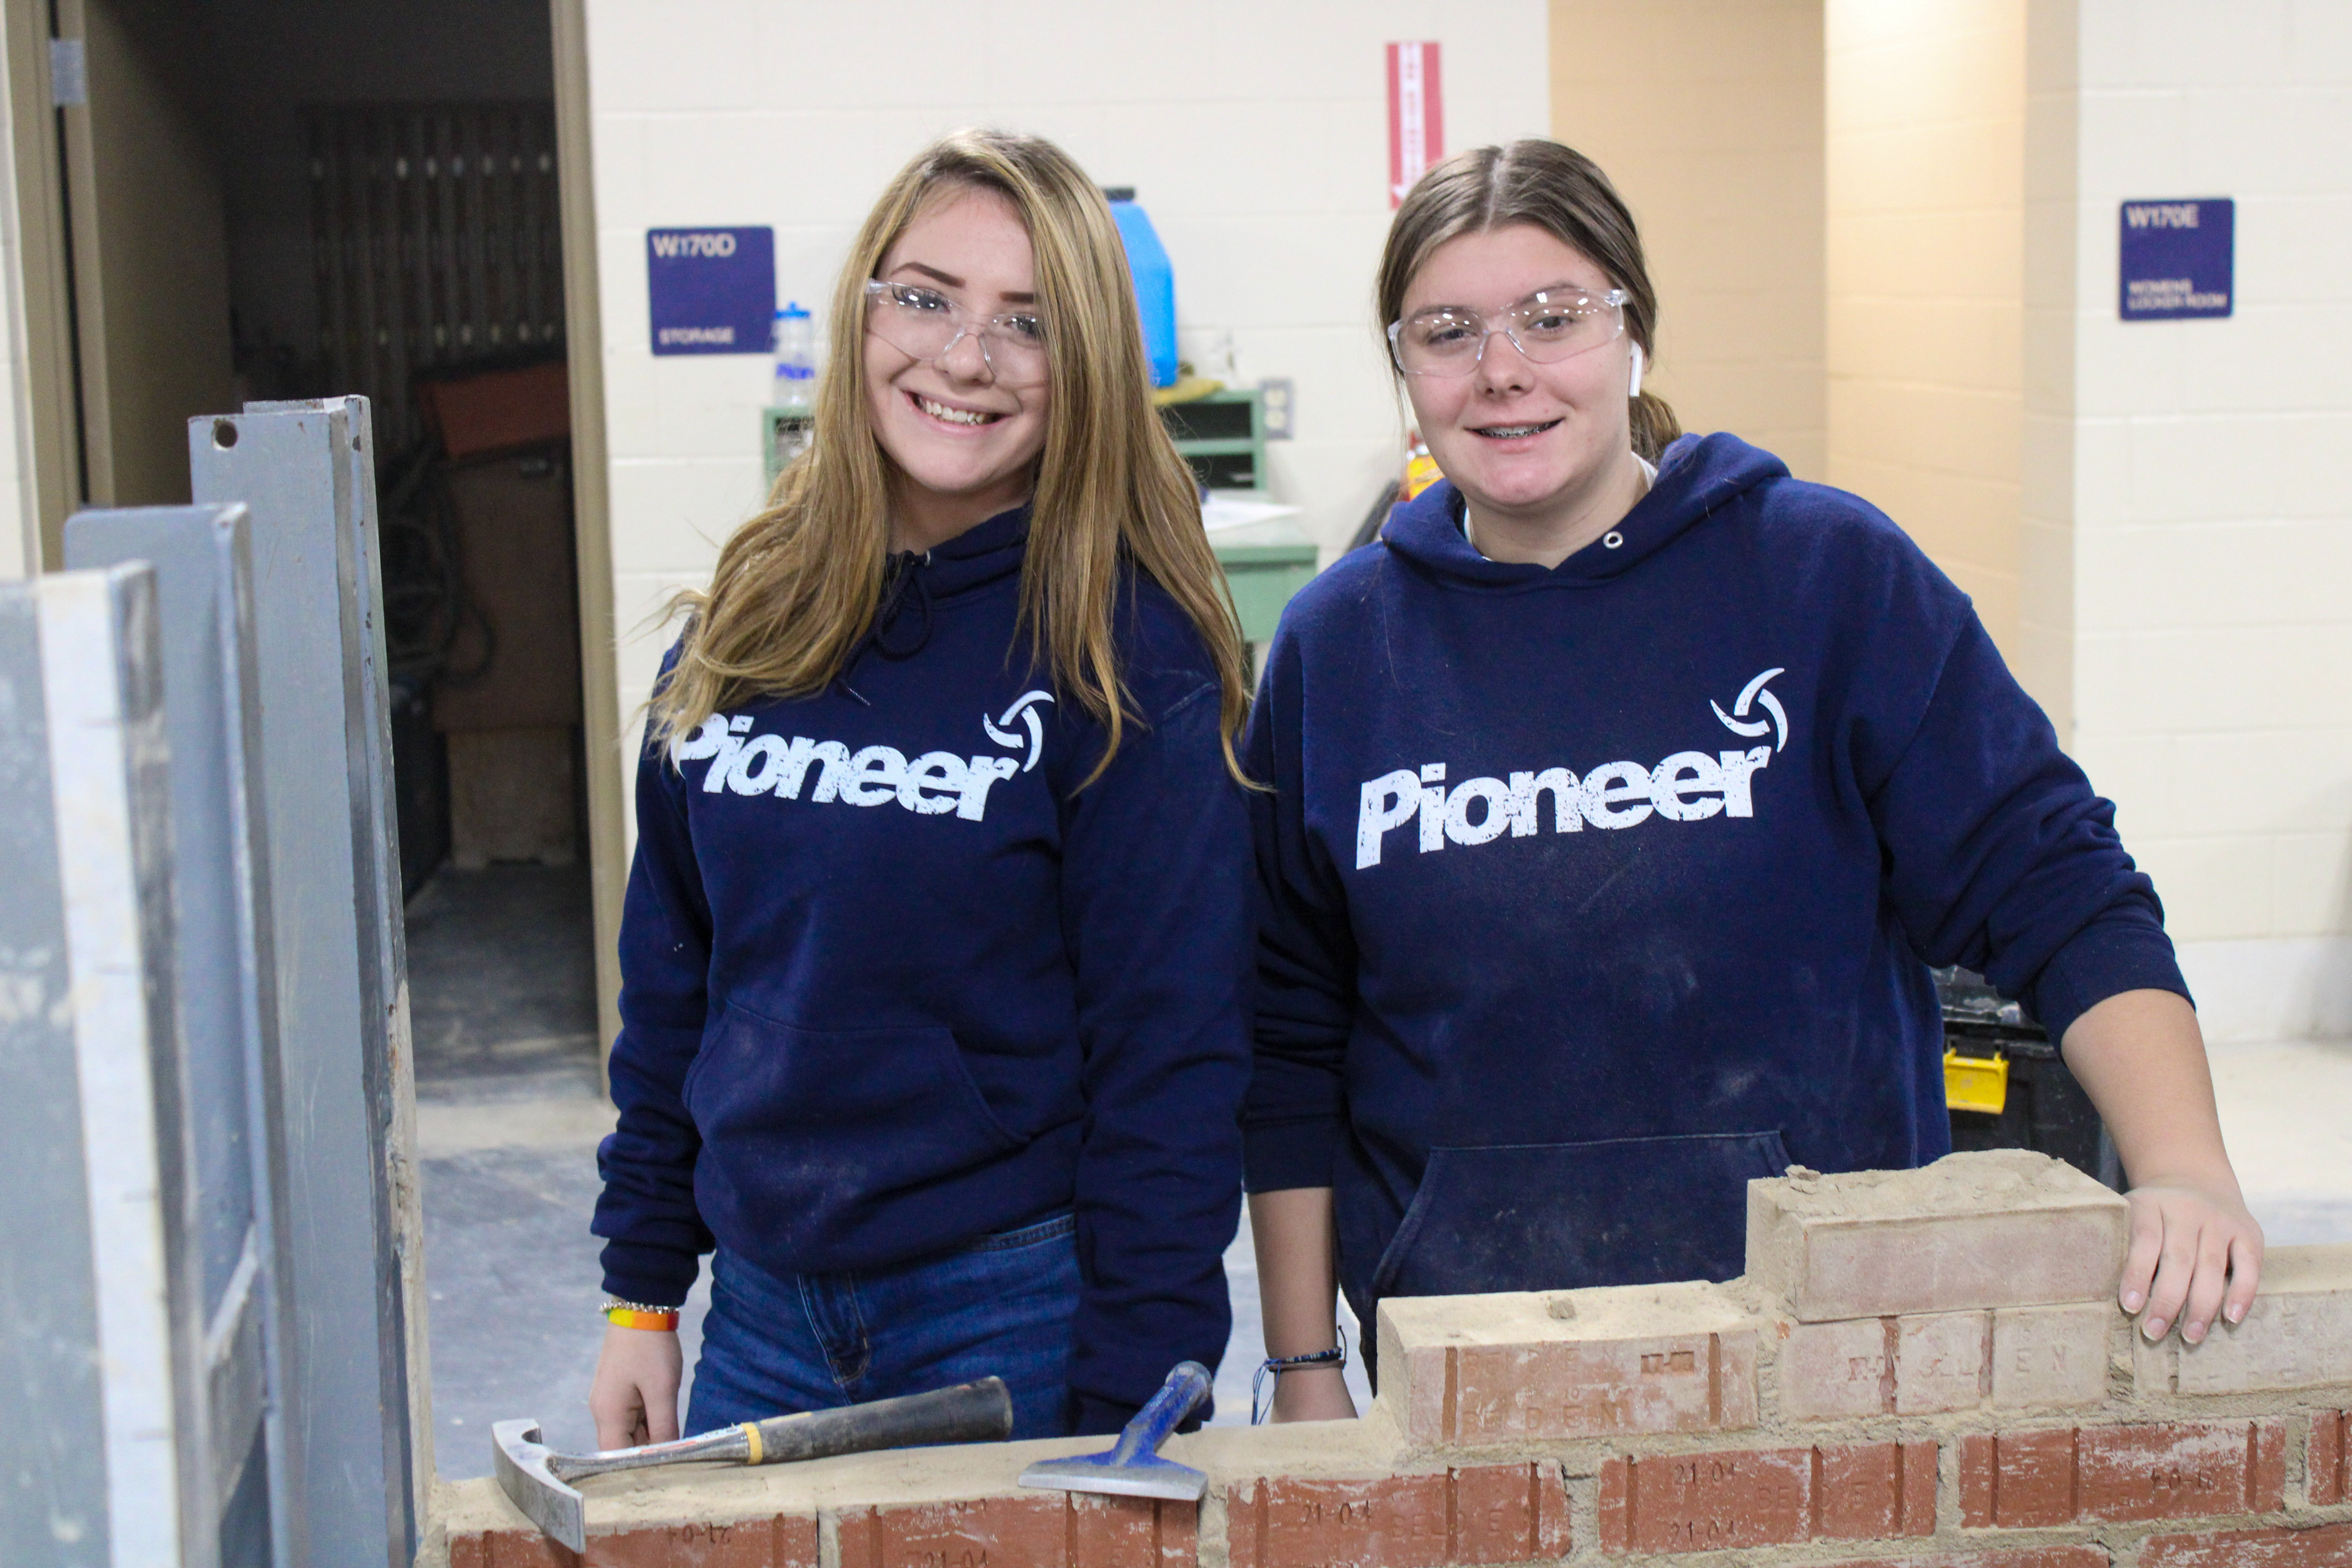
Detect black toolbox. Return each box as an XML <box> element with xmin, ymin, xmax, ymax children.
<box><xmin>1936</xmin><ymin>967</ymin><xmax>2123</xmax><ymax>1190</ymax></box>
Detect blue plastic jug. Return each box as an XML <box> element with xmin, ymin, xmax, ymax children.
<box><xmin>1106</xmin><ymin>189</ymin><xmax>1178</xmax><ymax>388</ymax></box>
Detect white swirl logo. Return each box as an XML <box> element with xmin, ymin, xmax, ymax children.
<box><xmin>982</xmin><ymin>690</ymin><xmax>1055</xmax><ymax>772</ymax></box>
<box><xmin>1712</xmin><ymin>668</ymin><xmax>1788</xmax><ymax>753</ymax></box>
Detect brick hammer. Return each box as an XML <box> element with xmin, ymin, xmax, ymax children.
<box><xmin>492</xmin><ymin>1378</ymin><xmax>1013</xmax><ymax>1551</ymax></box>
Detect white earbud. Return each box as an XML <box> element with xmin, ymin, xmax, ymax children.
<box><xmin>1629</xmin><ymin>344</ymin><xmax>1646</xmax><ymax>399</ymax></box>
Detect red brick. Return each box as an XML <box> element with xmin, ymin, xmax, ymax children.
<box><xmin>838</xmin><ymin>1493</ymin><xmax>1191</xmax><ymax>1568</ymax></box>
<box><xmin>1959</xmin><ymin>1428</ymin><xmax>2078</xmax><ymax>1528</ymax></box>
<box><xmin>2139</xmin><ymin>1522</ymin><xmax>2352</xmax><ymax>1568</ymax></box>
<box><xmin>2310</xmin><ymin>1410</ymin><xmax>2348</xmax><ymax>1506</ymax></box>
<box><xmin>1815</xmin><ymin>1441</ymin><xmax>1939</xmax><ymax>1540</ymax></box>
<box><xmin>455</xmin><ymin>1516</ymin><xmax>814</xmax><ymax>1568</ymax></box>
<box><xmin>1598</xmin><ymin>1447</ymin><xmax>1812</xmax><ymax>1554</ymax></box>
<box><xmin>1070</xmin><ymin>1493</ymin><xmax>1196</xmax><ymax>1568</ymax></box>
<box><xmin>1959</xmin><ymin>1421</ymin><xmax>2288</xmax><ymax>1530</ymax></box>
<box><xmin>2078</xmin><ymin>1420</ymin><xmax>2285</xmax><ymax>1522</ymax></box>
<box><xmin>1782</xmin><ymin>1317</ymin><xmax>1897</xmax><ymax>1419</ymax></box>
<box><xmin>1821</xmin><ymin>1550</ymin><xmax>2110</xmax><ymax>1568</ymax></box>
<box><xmin>1448</xmin><ymin>1462</ymin><xmax>1571</xmax><ymax>1564</ymax></box>
<box><xmin>1599</xmin><ymin>1441</ymin><xmax>1947</xmax><ymax>1554</ymax></box>
<box><xmin>1381</xmin><ymin>1286</ymin><xmax>1759</xmax><ymax>1444</ymax></box>
<box><xmin>1226</xmin><ymin>1466</ymin><xmax>1563</xmax><ymax>1568</ymax></box>
<box><xmin>1226</xmin><ymin>1473</ymin><xmax>1449</xmax><ymax>1568</ymax></box>
<box><xmin>1746</xmin><ymin>1152</ymin><xmax>2129</xmax><ymax>1321</ymax></box>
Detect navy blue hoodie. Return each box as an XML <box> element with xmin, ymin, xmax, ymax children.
<box><xmin>593</xmin><ymin>505</ymin><xmax>1251</xmax><ymax>1433</ymax></box>
<box><xmin>1242</xmin><ymin>434</ymin><xmax>2187</xmax><ymax>1330</ymax></box>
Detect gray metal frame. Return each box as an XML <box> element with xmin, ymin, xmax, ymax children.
<box><xmin>1</xmin><ymin>565</ymin><xmax>196</xmax><ymax>1564</ymax></box>
<box><xmin>65</xmin><ymin>506</ymin><xmax>301</xmax><ymax>1568</ymax></box>
<box><xmin>189</xmin><ymin>401</ymin><xmax>429</xmax><ymax>1568</ymax></box>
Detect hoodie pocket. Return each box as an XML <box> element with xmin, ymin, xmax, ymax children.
<box><xmin>1370</xmin><ymin>1131</ymin><xmax>1792</xmax><ymax>1301</ymax></box>
<box><xmin>686</xmin><ymin>1005</ymin><xmax>1023</xmax><ymax>1204</ymax></box>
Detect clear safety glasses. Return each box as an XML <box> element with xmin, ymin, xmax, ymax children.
<box><xmin>864</xmin><ymin>279</ymin><xmax>1049</xmax><ymax>385</ymax></box>
<box><xmin>1387</xmin><ymin>287</ymin><xmax>1629</xmax><ymax>377</ymax></box>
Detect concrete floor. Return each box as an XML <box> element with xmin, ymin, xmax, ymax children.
<box><xmin>409</xmin><ymin>864</ymin><xmax>2344</xmax><ymax>1479</ymax></box>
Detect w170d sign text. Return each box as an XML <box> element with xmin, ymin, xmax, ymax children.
<box><xmin>648</xmin><ymin>227</ymin><xmax>775</xmax><ymax>355</ymax></box>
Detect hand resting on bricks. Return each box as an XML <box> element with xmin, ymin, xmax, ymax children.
<box><xmin>2060</xmin><ymin>987</ymin><xmax>2264</xmax><ymax>1343</ymax></box>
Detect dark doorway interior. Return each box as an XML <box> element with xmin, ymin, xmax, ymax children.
<box><xmin>57</xmin><ymin>0</ymin><xmax>613</xmax><ymax>1477</ymax></box>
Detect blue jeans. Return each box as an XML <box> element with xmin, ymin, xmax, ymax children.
<box><xmin>685</xmin><ymin>1212</ymin><xmax>1080</xmax><ymax>1441</ymax></box>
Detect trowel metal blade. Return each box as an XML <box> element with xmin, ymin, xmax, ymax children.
<box><xmin>1018</xmin><ymin>1451</ymin><xmax>1209</xmax><ymax>1502</ymax></box>
<box><xmin>492</xmin><ymin>1419</ymin><xmax>590</xmax><ymax>1553</ymax></box>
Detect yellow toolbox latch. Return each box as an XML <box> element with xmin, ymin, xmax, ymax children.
<box><xmin>1943</xmin><ymin>1047</ymin><xmax>2010</xmax><ymax>1115</ymax></box>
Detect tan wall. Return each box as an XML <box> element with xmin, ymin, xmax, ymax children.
<box><xmin>1551</xmin><ymin>0</ymin><xmax>1826</xmax><ymax>479</ymax></box>
<box><xmin>1825</xmin><ymin>0</ymin><xmax>2029</xmax><ymax>669</ymax></box>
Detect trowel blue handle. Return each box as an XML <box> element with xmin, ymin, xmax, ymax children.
<box><xmin>1109</xmin><ymin>1362</ymin><xmax>1212</xmax><ymax>1465</ymax></box>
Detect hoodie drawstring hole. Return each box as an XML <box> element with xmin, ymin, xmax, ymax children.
<box><xmin>1603</xmin><ymin>530</ymin><xmax>1624</xmax><ymax>550</ymax></box>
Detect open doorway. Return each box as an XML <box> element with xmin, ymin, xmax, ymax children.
<box><xmin>18</xmin><ymin>0</ymin><xmax>613</xmax><ymax>1480</ymax></box>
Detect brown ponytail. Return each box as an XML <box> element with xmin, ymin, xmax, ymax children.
<box><xmin>1377</xmin><ymin>140</ymin><xmax>1682</xmax><ymax>460</ymax></box>
<box><xmin>1629</xmin><ymin>390</ymin><xmax>1682</xmax><ymax>463</ymax></box>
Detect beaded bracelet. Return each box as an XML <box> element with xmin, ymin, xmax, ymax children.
<box><xmin>601</xmin><ymin>1297</ymin><xmax>680</xmax><ymax>1332</ymax></box>
<box><xmin>1251</xmin><ymin>1325</ymin><xmax>1348</xmax><ymax>1425</ymax></box>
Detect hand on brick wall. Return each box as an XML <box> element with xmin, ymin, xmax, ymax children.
<box><xmin>2059</xmin><ymin>989</ymin><xmax>2264</xmax><ymax>1344</ymax></box>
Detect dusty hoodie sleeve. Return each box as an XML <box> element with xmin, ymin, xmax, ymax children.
<box><xmin>1857</xmin><ymin>594</ymin><xmax>2188</xmax><ymax>1041</ymax></box>
<box><xmin>591</xmin><ymin>724</ymin><xmax>719</xmax><ymax>1307</ymax></box>
<box><xmin>1058</xmin><ymin>680</ymin><xmax>1254</xmax><ymax>1434</ymax></box>
<box><xmin>1240</xmin><ymin>624</ymin><xmax>1358</xmax><ymax>1193</ymax></box>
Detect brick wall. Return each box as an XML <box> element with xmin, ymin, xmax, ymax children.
<box><xmin>432</xmin><ymin>1153</ymin><xmax>2352</xmax><ymax>1567</ymax></box>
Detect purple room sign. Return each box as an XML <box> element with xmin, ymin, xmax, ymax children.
<box><xmin>647</xmin><ymin>227</ymin><xmax>775</xmax><ymax>354</ymax></box>
<box><xmin>2119</xmin><ymin>198</ymin><xmax>2233</xmax><ymax>321</ymax></box>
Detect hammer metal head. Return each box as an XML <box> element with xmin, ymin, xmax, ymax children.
<box><xmin>492</xmin><ymin>1419</ymin><xmax>589</xmax><ymax>1553</ymax></box>
<box><xmin>1019</xmin><ymin>1448</ymin><xmax>1208</xmax><ymax>1502</ymax></box>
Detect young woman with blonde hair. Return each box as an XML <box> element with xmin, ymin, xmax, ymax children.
<box><xmin>1245</xmin><ymin>139</ymin><xmax>2261</xmax><ymax>1421</ymax></box>
<box><xmin>587</xmin><ymin>129</ymin><xmax>1255</xmax><ymax>1442</ymax></box>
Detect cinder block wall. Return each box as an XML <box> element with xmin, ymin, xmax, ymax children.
<box><xmin>2041</xmin><ymin>0</ymin><xmax>2352</xmax><ymax>1045</ymax></box>
<box><xmin>432</xmin><ymin>1152</ymin><xmax>2352</xmax><ymax>1566</ymax></box>
<box><xmin>577</xmin><ymin>0</ymin><xmax>1551</xmax><ymax>856</ymax></box>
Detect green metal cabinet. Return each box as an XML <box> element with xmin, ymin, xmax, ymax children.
<box><xmin>1213</xmin><ymin>533</ymin><xmax>1319</xmax><ymax>642</ymax></box>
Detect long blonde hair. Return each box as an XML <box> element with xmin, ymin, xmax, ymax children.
<box><xmin>648</xmin><ymin>128</ymin><xmax>1251</xmax><ymax>784</ymax></box>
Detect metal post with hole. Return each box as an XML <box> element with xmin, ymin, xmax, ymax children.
<box><xmin>189</xmin><ymin>401</ymin><xmax>431</xmax><ymax>1568</ymax></box>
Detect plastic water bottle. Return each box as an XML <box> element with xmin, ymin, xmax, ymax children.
<box><xmin>769</xmin><ymin>303</ymin><xmax>816</xmax><ymax>474</ymax></box>
<box><xmin>1104</xmin><ymin>189</ymin><xmax>1178</xmax><ymax>388</ymax></box>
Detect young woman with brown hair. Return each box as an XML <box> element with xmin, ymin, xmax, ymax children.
<box><xmin>586</xmin><ymin>129</ymin><xmax>1255</xmax><ymax>1443</ymax></box>
<box><xmin>1245</xmin><ymin>138</ymin><xmax>2262</xmax><ymax>1421</ymax></box>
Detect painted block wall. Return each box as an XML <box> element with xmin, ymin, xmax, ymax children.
<box><xmin>1550</xmin><ymin>0</ymin><xmax>1827</xmax><ymax>482</ymax></box>
<box><xmin>579</xmin><ymin>0</ymin><xmax>1550</xmax><ymax>837</ymax></box>
<box><xmin>1826</xmin><ymin>0</ymin><xmax>2030</xmax><ymax>672</ymax></box>
<box><xmin>2053</xmin><ymin>0</ymin><xmax>2352</xmax><ymax>1042</ymax></box>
